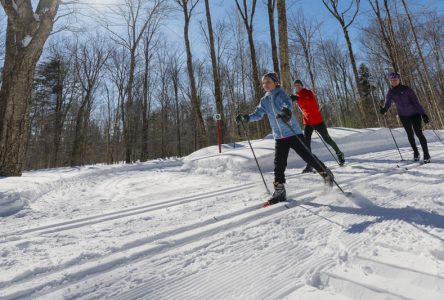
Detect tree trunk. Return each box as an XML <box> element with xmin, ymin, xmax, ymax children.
<box><xmin>181</xmin><ymin>2</ymin><xmax>207</xmax><ymax>147</ymax></box>
<box><xmin>400</xmin><ymin>0</ymin><xmax>444</xmax><ymax>128</ymax></box>
<box><xmin>141</xmin><ymin>43</ymin><xmax>151</xmax><ymax>162</ymax></box>
<box><xmin>204</xmin><ymin>0</ymin><xmax>225</xmax><ymax>143</ymax></box>
<box><xmin>322</xmin><ymin>0</ymin><xmax>364</xmax><ymax>103</ymax></box>
<box><xmin>277</xmin><ymin>0</ymin><xmax>291</xmax><ymax>94</ymax></box>
<box><xmin>368</xmin><ymin>0</ymin><xmax>399</xmax><ymax>73</ymax></box>
<box><xmin>342</xmin><ymin>25</ymin><xmax>364</xmax><ymax>100</ymax></box>
<box><xmin>235</xmin><ymin>1</ymin><xmax>261</xmax><ymax>105</ymax></box>
<box><xmin>125</xmin><ymin>48</ymin><xmax>136</xmax><ymax>163</ymax></box>
<box><xmin>0</xmin><ymin>1</ymin><xmax>60</xmax><ymax>176</ymax></box>
<box><xmin>172</xmin><ymin>76</ymin><xmax>182</xmax><ymax>156</ymax></box>
<box><xmin>0</xmin><ymin>57</ymin><xmax>36</xmax><ymax>175</ymax></box>
<box><xmin>52</xmin><ymin>61</ymin><xmax>66</xmax><ymax>168</ymax></box>
<box><xmin>267</xmin><ymin>0</ymin><xmax>280</xmax><ymax>74</ymax></box>
<box><xmin>71</xmin><ymin>96</ymin><xmax>89</xmax><ymax>166</ymax></box>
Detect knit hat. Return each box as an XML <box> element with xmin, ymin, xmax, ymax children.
<box><xmin>388</xmin><ymin>72</ymin><xmax>400</xmax><ymax>79</ymax></box>
<box><xmin>294</xmin><ymin>79</ymin><xmax>303</xmax><ymax>86</ymax></box>
<box><xmin>262</xmin><ymin>72</ymin><xmax>280</xmax><ymax>85</ymax></box>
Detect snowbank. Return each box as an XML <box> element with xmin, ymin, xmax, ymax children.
<box><xmin>0</xmin><ymin>190</ymin><xmax>24</xmax><ymax>217</ymax></box>
<box><xmin>184</xmin><ymin>127</ymin><xmax>443</xmax><ymax>174</ymax></box>
<box><xmin>0</xmin><ymin>159</ymin><xmax>181</xmax><ymax>217</ymax></box>
<box><xmin>2</xmin><ymin>127</ymin><xmax>442</xmax><ymax>217</ymax></box>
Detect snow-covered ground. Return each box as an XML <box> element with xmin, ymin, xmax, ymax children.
<box><xmin>1</xmin><ymin>127</ymin><xmax>444</xmax><ymax>300</ymax></box>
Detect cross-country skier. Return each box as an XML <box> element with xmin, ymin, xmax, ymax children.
<box><xmin>290</xmin><ymin>79</ymin><xmax>345</xmax><ymax>173</ymax></box>
<box><xmin>380</xmin><ymin>72</ymin><xmax>431</xmax><ymax>163</ymax></box>
<box><xmin>236</xmin><ymin>72</ymin><xmax>335</xmax><ymax>205</ymax></box>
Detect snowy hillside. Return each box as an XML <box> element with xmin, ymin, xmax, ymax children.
<box><xmin>1</xmin><ymin>127</ymin><xmax>444</xmax><ymax>299</ymax></box>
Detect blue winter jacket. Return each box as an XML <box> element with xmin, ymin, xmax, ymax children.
<box><xmin>248</xmin><ymin>87</ymin><xmax>302</xmax><ymax>139</ymax></box>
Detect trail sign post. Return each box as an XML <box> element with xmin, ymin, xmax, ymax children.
<box><xmin>214</xmin><ymin>114</ymin><xmax>222</xmax><ymax>153</ymax></box>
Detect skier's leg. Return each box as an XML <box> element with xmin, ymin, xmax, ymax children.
<box><xmin>314</xmin><ymin>122</ymin><xmax>345</xmax><ymax>165</ymax></box>
<box><xmin>302</xmin><ymin>125</ymin><xmax>315</xmax><ymax>172</ymax></box>
<box><xmin>304</xmin><ymin>125</ymin><xmax>314</xmax><ymax>151</ymax></box>
<box><xmin>270</xmin><ymin>139</ymin><xmax>290</xmax><ymax>203</ymax></box>
<box><xmin>314</xmin><ymin>122</ymin><xmax>342</xmax><ymax>154</ymax></box>
<box><xmin>399</xmin><ymin>115</ymin><xmax>419</xmax><ymax>158</ymax></box>
<box><xmin>289</xmin><ymin>135</ymin><xmax>334</xmax><ymax>186</ymax></box>
<box><xmin>274</xmin><ymin>138</ymin><xmax>290</xmax><ymax>184</ymax></box>
<box><xmin>411</xmin><ymin>114</ymin><xmax>430</xmax><ymax>160</ymax></box>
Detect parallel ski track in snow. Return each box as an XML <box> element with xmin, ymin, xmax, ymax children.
<box><xmin>0</xmin><ymin>147</ymin><xmax>424</xmax><ymax>242</ymax></box>
<box><xmin>1</xmin><ymin>144</ymin><xmax>442</xmax><ymax>299</ymax></box>
<box><xmin>0</xmin><ymin>182</ymin><xmax>256</xmax><ymax>241</ymax></box>
<box><xmin>104</xmin><ymin>145</ymin><xmax>444</xmax><ymax>299</ymax></box>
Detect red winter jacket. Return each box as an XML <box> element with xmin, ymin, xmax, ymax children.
<box><xmin>293</xmin><ymin>88</ymin><xmax>323</xmax><ymax>126</ymax></box>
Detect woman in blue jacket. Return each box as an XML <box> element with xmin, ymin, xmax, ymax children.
<box><xmin>237</xmin><ymin>72</ymin><xmax>334</xmax><ymax>205</ymax></box>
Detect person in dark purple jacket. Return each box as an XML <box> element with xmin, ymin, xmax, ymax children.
<box><xmin>380</xmin><ymin>72</ymin><xmax>431</xmax><ymax>163</ymax></box>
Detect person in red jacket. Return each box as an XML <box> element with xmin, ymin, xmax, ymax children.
<box><xmin>291</xmin><ymin>80</ymin><xmax>345</xmax><ymax>173</ymax></box>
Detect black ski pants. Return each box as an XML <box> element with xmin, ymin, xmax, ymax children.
<box><xmin>274</xmin><ymin>135</ymin><xmax>327</xmax><ymax>184</ymax></box>
<box><xmin>399</xmin><ymin>114</ymin><xmax>430</xmax><ymax>159</ymax></box>
<box><xmin>304</xmin><ymin>122</ymin><xmax>341</xmax><ymax>154</ymax></box>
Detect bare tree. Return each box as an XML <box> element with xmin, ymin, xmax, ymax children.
<box><xmin>423</xmin><ymin>12</ymin><xmax>444</xmax><ymax>100</ymax></box>
<box><xmin>368</xmin><ymin>0</ymin><xmax>400</xmax><ymax>73</ymax></box>
<box><xmin>156</xmin><ymin>45</ymin><xmax>171</xmax><ymax>158</ymax></box>
<box><xmin>322</xmin><ymin>0</ymin><xmax>363</xmax><ymax>100</ymax></box>
<box><xmin>71</xmin><ymin>38</ymin><xmax>109</xmax><ymax>166</ymax></box>
<box><xmin>400</xmin><ymin>0</ymin><xmax>443</xmax><ymax>127</ymax></box>
<box><xmin>203</xmin><ymin>0</ymin><xmax>225</xmax><ymax>142</ymax></box>
<box><xmin>265</xmin><ymin>0</ymin><xmax>279</xmax><ymax>74</ymax></box>
<box><xmin>174</xmin><ymin>0</ymin><xmax>207</xmax><ymax>147</ymax></box>
<box><xmin>103</xmin><ymin>0</ymin><xmax>167</xmax><ymax>163</ymax></box>
<box><xmin>276</xmin><ymin>0</ymin><xmax>291</xmax><ymax>93</ymax></box>
<box><xmin>140</xmin><ymin>11</ymin><xmax>162</xmax><ymax>162</ymax></box>
<box><xmin>0</xmin><ymin>0</ymin><xmax>61</xmax><ymax>176</ymax></box>
<box><xmin>106</xmin><ymin>47</ymin><xmax>130</xmax><ymax>163</ymax></box>
<box><xmin>47</xmin><ymin>44</ymin><xmax>75</xmax><ymax>167</ymax></box>
<box><xmin>289</xmin><ymin>13</ymin><xmax>320</xmax><ymax>93</ymax></box>
<box><xmin>234</xmin><ymin>0</ymin><xmax>261</xmax><ymax>103</ymax></box>
<box><xmin>168</xmin><ymin>49</ymin><xmax>184</xmax><ymax>156</ymax></box>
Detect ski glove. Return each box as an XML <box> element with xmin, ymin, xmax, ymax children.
<box><xmin>379</xmin><ymin>107</ymin><xmax>387</xmax><ymax>115</ymax></box>
<box><xmin>276</xmin><ymin>107</ymin><xmax>292</xmax><ymax>123</ymax></box>
<box><xmin>290</xmin><ymin>94</ymin><xmax>299</xmax><ymax>102</ymax></box>
<box><xmin>422</xmin><ymin>114</ymin><xmax>430</xmax><ymax>124</ymax></box>
<box><xmin>236</xmin><ymin>114</ymin><xmax>250</xmax><ymax>123</ymax></box>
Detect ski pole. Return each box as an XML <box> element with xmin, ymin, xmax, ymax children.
<box><xmin>239</xmin><ymin>121</ymin><xmax>271</xmax><ymax>195</ymax></box>
<box><xmin>277</xmin><ymin>116</ymin><xmax>350</xmax><ymax>197</ymax></box>
<box><xmin>425</xmin><ymin>123</ymin><xmax>444</xmax><ymax>147</ymax></box>
<box><xmin>294</xmin><ymin>104</ymin><xmax>340</xmax><ymax>166</ymax></box>
<box><xmin>382</xmin><ymin>114</ymin><xmax>404</xmax><ymax>161</ymax></box>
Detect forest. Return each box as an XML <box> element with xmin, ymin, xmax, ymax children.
<box><xmin>0</xmin><ymin>0</ymin><xmax>442</xmax><ymax>175</ymax></box>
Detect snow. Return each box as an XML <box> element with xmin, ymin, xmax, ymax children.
<box><xmin>1</xmin><ymin>127</ymin><xmax>444</xmax><ymax>299</ymax></box>
<box><xmin>33</xmin><ymin>13</ymin><xmax>40</xmax><ymax>22</ymax></box>
<box><xmin>21</xmin><ymin>35</ymin><xmax>32</xmax><ymax>48</ymax></box>
<box><xmin>0</xmin><ymin>191</ymin><xmax>24</xmax><ymax>217</ymax></box>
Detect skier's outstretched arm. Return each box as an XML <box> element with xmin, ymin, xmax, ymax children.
<box><xmin>249</xmin><ymin>100</ymin><xmax>266</xmax><ymax>122</ymax></box>
<box><xmin>381</xmin><ymin>93</ymin><xmax>392</xmax><ymax>114</ymax></box>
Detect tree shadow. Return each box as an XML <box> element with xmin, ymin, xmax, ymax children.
<box><xmin>304</xmin><ymin>202</ymin><xmax>444</xmax><ymax>241</ymax></box>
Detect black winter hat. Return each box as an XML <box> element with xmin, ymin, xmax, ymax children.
<box><xmin>294</xmin><ymin>79</ymin><xmax>303</xmax><ymax>86</ymax></box>
<box><xmin>262</xmin><ymin>72</ymin><xmax>280</xmax><ymax>85</ymax></box>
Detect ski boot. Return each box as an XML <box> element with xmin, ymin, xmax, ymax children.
<box><xmin>301</xmin><ymin>164</ymin><xmax>314</xmax><ymax>174</ymax></box>
<box><xmin>320</xmin><ymin>169</ymin><xmax>334</xmax><ymax>188</ymax></box>
<box><xmin>263</xmin><ymin>182</ymin><xmax>287</xmax><ymax>207</ymax></box>
<box><xmin>413</xmin><ymin>152</ymin><xmax>420</xmax><ymax>162</ymax></box>
<box><xmin>423</xmin><ymin>154</ymin><xmax>431</xmax><ymax>164</ymax></box>
<box><xmin>337</xmin><ymin>152</ymin><xmax>345</xmax><ymax>166</ymax></box>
